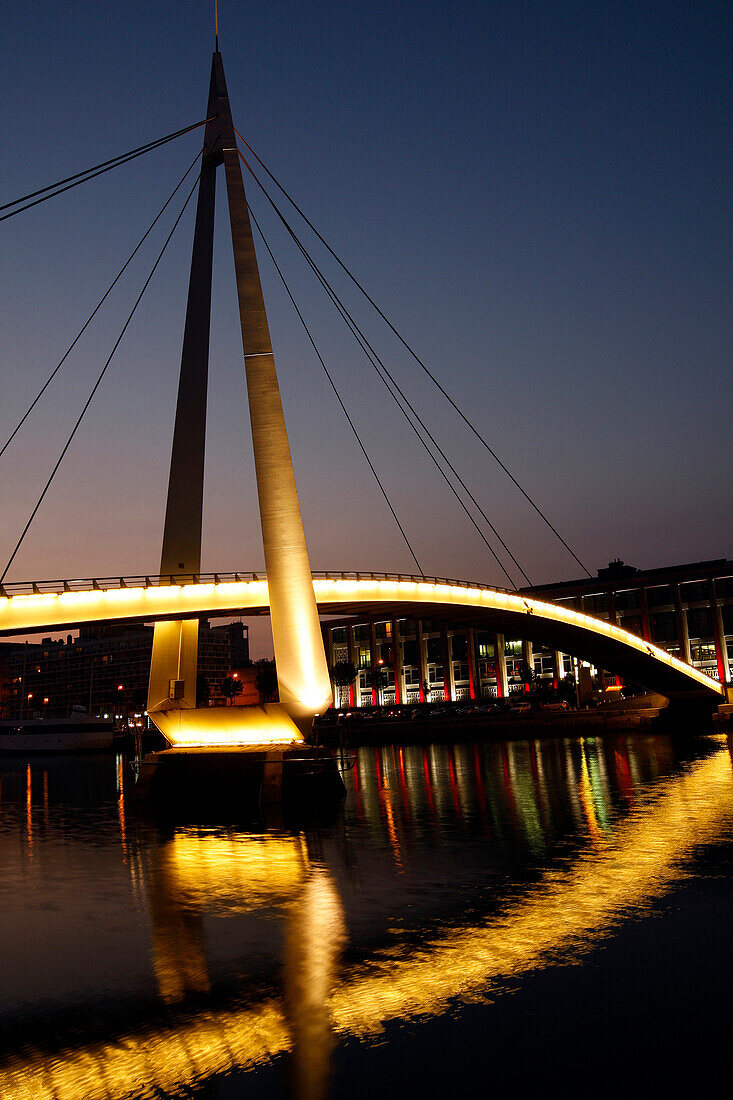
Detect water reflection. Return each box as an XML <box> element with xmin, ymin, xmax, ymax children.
<box><xmin>0</xmin><ymin>734</ymin><xmax>731</xmax><ymax>1098</ymax></box>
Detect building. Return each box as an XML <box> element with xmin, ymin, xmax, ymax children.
<box><xmin>321</xmin><ymin>558</ymin><xmax>733</xmax><ymax>707</ymax></box>
<box><xmin>0</xmin><ymin>620</ymin><xmax>236</xmax><ymax>720</ymax></box>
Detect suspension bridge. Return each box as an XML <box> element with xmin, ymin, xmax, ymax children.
<box><xmin>0</xmin><ymin>47</ymin><xmax>722</xmax><ymax>757</ymax></box>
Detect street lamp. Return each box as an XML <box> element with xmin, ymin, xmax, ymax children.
<box><xmin>117</xmin><ymin>684</ymin><xmax>128</xmax><ymax>728</ymax></box>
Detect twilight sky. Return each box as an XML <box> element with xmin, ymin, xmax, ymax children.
<box><xmin>1</xmin><ymin>2</ymin><xmax>731</xmax><ymax>639</ymax></box>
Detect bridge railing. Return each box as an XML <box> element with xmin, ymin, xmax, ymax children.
<box><xmin>0</xmin><ymin>571</ymin><xmax>515</xmax><ymax>598</ymax></box>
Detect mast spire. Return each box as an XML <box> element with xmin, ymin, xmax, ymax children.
<box><xmin>214</xmin><ymin>0</ymin><xmax>219</xmax><ymax>51</ymax></box>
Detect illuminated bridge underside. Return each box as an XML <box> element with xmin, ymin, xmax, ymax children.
<box><xmin>0</xmin><ymin>576</ymin><xmax>721</xmax><ymax>702</ymax></box>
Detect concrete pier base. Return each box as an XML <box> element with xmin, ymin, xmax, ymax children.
<box><xmin>136</xmin><ymin>744</ymin><xmax>345</xmax><ymax>819</ymax></box>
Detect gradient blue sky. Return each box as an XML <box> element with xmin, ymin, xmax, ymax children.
<box><xmin>1</xmin><ymin>2</ymin><xmax>731</xmax><ymax>644</ymax></box>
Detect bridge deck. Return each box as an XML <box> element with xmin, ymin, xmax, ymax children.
<box><xmin>0</xmin><ymin>573</ymin><xmax>721</xmax><ymax>702</ymax></box>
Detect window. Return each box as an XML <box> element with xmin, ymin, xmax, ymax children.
<box><xmin>652</xmin><ymin>611</ymin><xmax>677</xmax><ymax>643</ymax></box>
<box><xmin>615</xmin><ymin>589</ymin><xmax>640</xmax><ymax>611</ymax></box>
<box><xmin>680</xmin><ymin>581</ymin><xmax>708</xmax><ymax>603</ymax></box>
<box><xmin>690</xmin><ymin>642</ymin><xmax>716</xmax><ymax>664</ymax></box>
<box><xmin>686</xmin><ymin>608</ymin><xmax>712</xmax><ymax>639</ymax></box>
<box><xmin>647</xmin><ymin>586</ymin><xmax>674</xmax><ymax>608</ymax></box>
<box><xmin>585</xmin><ymin>593</ymin><xmax>609</xmax><ymax>615</ymax></box>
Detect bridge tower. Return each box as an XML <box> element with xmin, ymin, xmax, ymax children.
<box><xmin>147</xmin><ymin>51</ymin><xmax>332</xmax><ymax>745</ymax></box>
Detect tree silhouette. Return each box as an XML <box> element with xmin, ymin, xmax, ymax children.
<box><xmin>221</xmin><ymin>676</ymin><xmax>243</xmax><ymax>706</ymax></box>
<box><xmin>196</xmin><ymin>673</ymin><xmax>210</xmax><ymax>707</ymax></box>
<box><xmin>255</xmin><ymin>660</ymin><xmax>278</xmax><ymax>703</ymax></box>
<box><xmin>331</xmin><ymin>660</ymin><xmax>357</xmax><ymax>707</ymax></box>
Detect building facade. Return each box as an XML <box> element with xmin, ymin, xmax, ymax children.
<box><xmin>322</xmin><ymin>558</ymin><xmax>733</xmax><ymax>707</ymax></box>
<box><xmin>0</xmin><ymin>620</ymin><xmax>238</xmax><ymax>720</ymax></box>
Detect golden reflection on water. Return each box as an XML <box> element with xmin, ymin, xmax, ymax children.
<box><xmin>2</xmin><ymin>740</ymin><xmax>733</xmax><ymax>1099</ymax></box>
<box><xmin>148</xmin><ymin>832</ymin><xmax>308</xmax><ymax>1003</ymax></box>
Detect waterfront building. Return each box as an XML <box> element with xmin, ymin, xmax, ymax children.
<box><xmin>322</xmin><ymin>558</ymin><xmax>733</xmax><ymax>706</ymax></box>
<box><xmin>0</xmin><ymin>620</ymin><xmax>239</xmax><ymax>720</ymax></box>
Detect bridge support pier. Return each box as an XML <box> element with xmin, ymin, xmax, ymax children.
<box><xmin>137</xmin><ymin>744</ymin><xmax>344</xmax><ymax>818</ymax></box>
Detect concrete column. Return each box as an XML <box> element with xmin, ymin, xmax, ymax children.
<box><xmin>370</xmin><ymin>622</ymin><xmax>378</xmax><ymax>707</ymax></box>
<box><xmin>467</xmin><ymin>628</ymin><xmax>479</xmax><ymax>701</ymax></box>
<box><xmin>391</xmin><ymin>620</ymin><xmax>402</xmax><ymax>705</ymax></box>
<box><xmin>346</xmin><ymin>626</ymin><xmax>357</xmax><ymax>708</ymax></box>
<box><xmin>710</xmin><ymin>580</ymin><xmax>730</xmax><ymax>683</ymax></box>
<box><xmin>217</xmin><ymin>52</ymin><xmax>332</xmax><ymax>730</ymax></box>
<box><xmin>552</xmin><ymin>650</ymin><xmax>563</xmax><ymax>690</ymax></box>
<box><xmin>440</xmin><ymin>626</ymin><xmax>452</xmax><ymax>702</ymax></box>
<box><xmin>673</xmin><ymin>585</ymin><xmax>691</xmax><ymax>665</ymax></box>
<box><xmin>640</xmin><ymin>586</ymin><xmax>652</xmax><ymax>642</ymax></box>
<box><xmin>416</xmin><ymin>620</ymin><xmax>428</xmax><ymax>702</ymax></box>
<box><xmin>522</xmin><ymin>640</ymin><xmax>533</xmax><ymax>694</ymax></box>
<box><xmin>495</xmin><ymin>633</ymin><xmax>509</xmax><ymax>698</ymax></box>
<box><xmin>607</xmin><ymin>591</ymin><xmax>619</xmax><ymax>626</ymax></box>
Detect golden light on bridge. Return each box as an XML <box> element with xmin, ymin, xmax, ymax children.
<box><xmin>0</xmin><ymin>576</ymin><xmax>722</xmax><ymax>703</ymax></box>
<box><xmin>151</xmin><ymin>703</ymin><xmax>304</xmax><ymax>748</ymax></box>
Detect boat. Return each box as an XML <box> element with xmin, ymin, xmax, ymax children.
<box><xmin>0</xmin><ymin>712</ymin><xmax>114</xmax><ymax>753</ymax></box>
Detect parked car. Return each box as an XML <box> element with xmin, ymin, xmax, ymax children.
<box><xmin>541</xmin><ymin>700</ymin><xmax>571</xmax><ymax>711</ymax></box>
<box><xmin>508</xmin><ymin>701</ymin><xmax>532</xmax><ymax>714</ymax></box>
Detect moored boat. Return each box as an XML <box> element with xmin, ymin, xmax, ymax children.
<box><xmin>0</xmin><ymin>715</ymin><xmax>115</xmax><ymax>753</ymax></box>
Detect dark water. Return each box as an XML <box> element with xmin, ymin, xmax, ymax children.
<box><xmin>2</xmin><ymin>733</ymin><xmax>733</xmax><ymax>1098</ymax></box>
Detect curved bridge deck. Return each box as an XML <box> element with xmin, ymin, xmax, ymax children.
<box><xmin>0</xmin><ymin>571</ymin><xmax>721</xmax><ymax>704</ymax></box>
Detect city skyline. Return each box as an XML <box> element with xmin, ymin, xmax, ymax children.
<box><xmin>1</xmin><ymin>1</ymin><xmax>731</xmax><ymax>648</ymax></box>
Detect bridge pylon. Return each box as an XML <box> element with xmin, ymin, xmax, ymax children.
<box><xmin>147</xmin><ymin>51</ymin><xmax>333</xmax><ymax>748</ymax></box>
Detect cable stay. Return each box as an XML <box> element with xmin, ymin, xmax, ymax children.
<box><xmin>0</xmin><ymin>117</ymin><xmax>213</xmax><ymax>223</ymax></box>
<box><xmin>0</xmin><ymin>149</ymin><xmax>202</xmax><ymax>463</ymax></box>
<box><xmin>238</xmin><ymin>148</ymin><xmax>526</xmax><ymax>591</ymax></box>
<box><xmin>0</xmin><ymin>166</ymin><xmax>203</xmax><ymax>584</ymax></box>
<box><xmin>247</xmin><ymin>205</ymin><xmax>424</xmax><ymax>576</ymax></box>
<box><xmin>234</xmin><ymin>128</ymin><xmax>592</xmax><ymax>581</ymax></box>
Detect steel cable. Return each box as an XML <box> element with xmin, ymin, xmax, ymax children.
<box><xmin>234</xmin><ymin>128</ymin><xmax>592</xmax><ymax>579</ymax></box>
<box><xmin>246</xmin><ymin>203</ymin><xmax>424</xmax><ymax>576</ymax></box>
<box><xmin>238</xmin><ymin>149</ymin><xmax>524</xmax><ymax>589</ymax></box>
<box><xmin>0</xmin><ymin>148</ymin><xmax>202</xmax><ymax>462</ymax></box>
<box><xmin>0</xmin><ymin>167</ymin><xmax>203</xmax><ymax>583</ymax></box>
<box><xmin>0</xmin><ymin>117</ymin><xmax>213</xmax><ymax>222</ymax></box>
